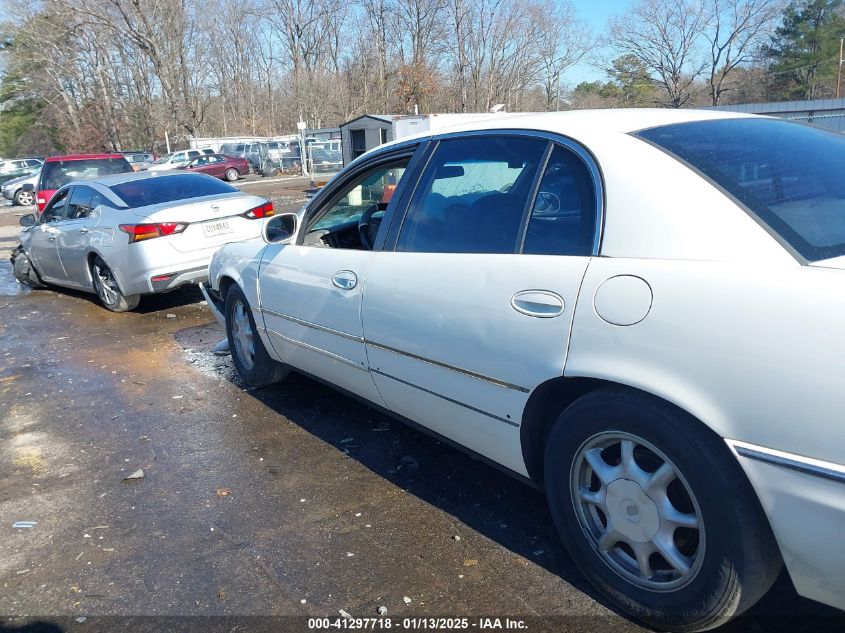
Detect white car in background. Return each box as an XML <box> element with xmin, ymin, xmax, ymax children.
<box><xmin>203</xmin><ymin>109</ymin><xmax>845</xmax><ymax>630</ymax></box>
<box><xmin>12</xmin><ymin>171</ymin><xmax>274</xmax><ymax>311</ymax></box>
<box><xmin>147</xmin><ymin>149</ymin><xmax>204</xmax><ymax>172</ymax></box>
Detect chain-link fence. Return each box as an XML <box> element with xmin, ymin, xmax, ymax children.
<box><xmin>306</xmin><ymin>142</ymin><xmax>343</xmax><ymax>181</ymax></box>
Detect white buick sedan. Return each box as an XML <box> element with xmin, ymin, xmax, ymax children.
<box><xmin>202</xmin><ymin>109</ymin><xmax>845</xmax><ymax>630</ymax></box>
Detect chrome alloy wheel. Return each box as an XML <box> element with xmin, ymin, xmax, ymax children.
<box><xmin>231</xmin><ymin>300</ymin><xmax>255</xmax><ymax>370</ymax></box>
<box><xmin>570</xmin><ymin>431</ymin><xmax>705</xmax><ymax>591</ymax></box>
<box><xmin>16</xmin><ymin>190</ymin><xmax>34</xmax><ymax>206</ymax></box>
<box><xmin>93</xmin><ymin>261</ymin><xmax>120</xmax><ymax>306</ymax></box>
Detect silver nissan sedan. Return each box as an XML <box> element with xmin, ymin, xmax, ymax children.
<box><xmin>11</xmin><ymin>170</ymin><xmax>274</xmax><ymax>311</ymax></box>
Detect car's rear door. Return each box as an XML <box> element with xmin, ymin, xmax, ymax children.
<box><xmin>257</xmin><ymin>143</ymin><xmax>425</xmax><ymax>405</ymax></box>
<box><xmin>361</xmin><ymin>133</ymin><xmax>603</xmax><ymax>474</ymax></box>
<box><xmin>205</xmin><ymin>156</ymin><xmax>226</xmax><ymax>178</ymax></box>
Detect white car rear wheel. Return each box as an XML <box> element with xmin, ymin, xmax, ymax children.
<box><xmin>544</xmin><ymin>387</ymin><xmax>782</xmax><ymax>631</ymax></box>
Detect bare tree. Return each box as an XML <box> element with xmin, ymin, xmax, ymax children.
<box><xmin>608</xmin><ymin>0</ymin><xmax>709</xmax><ymax>107</ymax></box>
<box><xmin>705</xmin><ymin>0</ymin><xmax>780</xmax><ymax>105</ymax></box>
<box><xmin>534</xmin><ymin>0</ymin><xmax>591</xmax><ymax>110</ymax></box>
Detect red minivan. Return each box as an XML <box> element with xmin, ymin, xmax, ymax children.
<box><xmin>34</xmin><ymin>154</ymin><xmax>133</xmax><ymax>211</ymax></box>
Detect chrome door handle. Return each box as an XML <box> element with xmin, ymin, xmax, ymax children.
<box><xmin>79</xmin><ymin>227</ymin><xmax>90</xmax><ymax>234</ymax></box>
<box><xmin>332</xmin><ymin>270</ymin><xmax>358</xmax><ymax>290</ymax></box>
<box><xmin>48</xmin><ymin>235</ymin><xmax>57</xmax><ymax>241</ymax></box>
<box><xmin>511</xmin><ymin>290</ymin><xmax>564</xmax><ymax>318</ymax></box>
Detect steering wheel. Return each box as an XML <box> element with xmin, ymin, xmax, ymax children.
<box><xmin>358</xmin><ymin>202</ymin><xmax>388</xmax><ymax>250</ymax></box>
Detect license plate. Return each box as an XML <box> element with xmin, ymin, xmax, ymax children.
<box><xmin>203</xmin><ymin>219</ymin><xmax>233</xmax><ymax>237</ymax></box>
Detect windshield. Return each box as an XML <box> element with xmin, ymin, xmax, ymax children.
<box><xmin>152</xmin><ymin>154</ymin><xmax>172</xmax><ymax>165</ymax></box>
<box><xmin>109</xmin><ymin>173</ymin><xmax>237</xmax><ymax>208</ymax></box>
<box><xmin>41</xmin><ymin>158</ymin><xmax>132</xmax><ymax>191</ymax></box>
<box><xmin>638</xmin><ymin>118</ymin><xmax>845</xmax><ymax>262</ymax></box>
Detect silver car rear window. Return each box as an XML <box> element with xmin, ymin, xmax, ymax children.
<box><xmin>109</xmin><ymin>174</ymin><xmax>237</xmax><ymax>208</ymax></box>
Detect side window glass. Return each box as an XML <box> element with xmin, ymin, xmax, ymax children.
<box><xmin>67</xmin><ymin>186</ymin><xmax>95</xmax><ymax>219</ymax></box>
<box><xmin>42</xmin><ymin>189</ymin><xmax>71</xmax><ymax>222</ymax></box>
<box><xmin>303</xmin><ymin>160</ymin><xmax>409</xmax><ymax>250</ymax></box>
<box><xmin>523</xmin><ymin>146</ymin><xmax>597</xmax><ymax>256</ymax></box>
<box><xmin>397</xmin><ymin>136</ymin><xmax>546</xmax><ymax>254</ymax></box>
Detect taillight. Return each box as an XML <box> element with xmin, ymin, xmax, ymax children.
<box><xmin>119</xmin><ymin>222</ymin><xmax>187</xmax><ymax>243</ymax></box>
<box><xmin>242</xmin><ymin>201</ymin><xmax>274</xmax><ymax>219</ymax></box>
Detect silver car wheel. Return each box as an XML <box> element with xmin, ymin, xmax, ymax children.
<box><xmin>16</xmin><ymin>190</ymin><xmax>34</xmax><ymax>206</ymax></box>
<box><xmin>570</xmin><ymin>431</ymin><xmax>705</xmax><ymax>592</ymax></box>
<box><xmin>93</xmin><ymin>261</ymin><xmax>120</xmax><ymax>306</ymax></box>
<box><xmin>231</xmin><ymin>300</ymin><xmax>255</xmax><ymax>370</ymax></box>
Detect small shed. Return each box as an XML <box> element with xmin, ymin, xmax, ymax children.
<box><xmin>306</xmin><ymin>126</ymin><xmax>342</xmax><ymax>142</ymax></box>
<box><xmin>340</xmin><ymin>115</ymin><xmax>396</xmax><ymax>165</ymax></box>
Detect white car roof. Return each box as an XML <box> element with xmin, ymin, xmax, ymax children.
<box><xmin>386</xmin><ymin>108</ymin><xmax>757</xmax><ymax>148</ymax></box>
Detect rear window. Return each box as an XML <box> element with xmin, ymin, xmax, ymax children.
<box><xmin>637</xmin><ymin>118</ymin><xmax>845</xmax><ymax>262</ymax></box>
<box><xmin>109</xmin><ymin>173</ymin><xmax>238</xmax><ymax>208</ymax></box>
<box><xmin>41</xmin><ymin>158</ymin><xmax>132</xmax><ymax>191</ymax></box>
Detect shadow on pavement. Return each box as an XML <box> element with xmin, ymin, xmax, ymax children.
<box><xmin>0</xmin><ymin>621</ymin><xmax>63</xmax><ymax>633</ymax></box>
<box><xmin>211</xmin><ymin>368</ymin><xmax>839</xmax><ymax>630</ymax></box>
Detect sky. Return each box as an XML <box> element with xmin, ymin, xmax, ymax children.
<box><xmin>567</xmin><ymin>0</ymin><xmax>632</xmax><ymax>85</ymax></box>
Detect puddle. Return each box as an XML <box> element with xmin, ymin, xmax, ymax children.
<box><xmin>0</xmin><ymin>261</ymin><xmax>29</xmax><ymax>297</ymax></box>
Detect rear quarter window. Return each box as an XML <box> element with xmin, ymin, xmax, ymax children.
<box><xmin>637</xmin><ymin>118</ymin><xmax>845</xmax><ymax>262</ymax></box>
<box><xmin>109</xmin><ymin>174</ymin><xmax>237</xmax><ymax>208</ymax></box>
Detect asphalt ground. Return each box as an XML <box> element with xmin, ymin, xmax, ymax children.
<box><xmin>0</xmin><ymin>182</ymin><xmax>842</xmax><ymax>633</ymax></box>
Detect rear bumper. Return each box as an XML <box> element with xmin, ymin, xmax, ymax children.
<box><xmin>111</xmin><ymin>245</ymin><xmax>213</xmax><ymax>297</ymax></box>
<box><xmin>728</xmin><ymin>439</ymin><xmax>845</xmax><ymax>611</ymax></box>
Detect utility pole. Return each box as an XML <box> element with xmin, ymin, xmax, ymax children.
<box><xmin>838</xmin><ymin>38</ymin><xmax>844</xmax><ymax>99</ymax></box>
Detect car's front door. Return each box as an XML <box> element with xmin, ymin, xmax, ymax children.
<box><xmin>257</xmin><ymin>146</ymin><xmax>421</xmax><ymax>405</ymax></box>
<box><xmin>361</xmin><ymin>134</ymin><xmax>602</xmax><ymax>474</ymax></box>
<box><xmin>28</xmin><ymin>187</ymin><xmax>73</xmax><ymax>282</ymax></box>
<box><xmin>56</xmin><ymin>185</ymin><xmax>105</xmax><ymax>287</ymax></box>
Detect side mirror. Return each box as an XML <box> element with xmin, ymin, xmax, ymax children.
<box><xmin>19</xmin><ymin>214</ymin><xmax>36</xmax><ymax>227</ymax></box>
<box><xmin>263</xmin><ymin>213</ymin><xmax>298</xmax><ymax>243</ymax></box>
<box><xmin>21</xmin><ymin>183</ymin><xmax>34</xmax><ymax>192</ymax></box>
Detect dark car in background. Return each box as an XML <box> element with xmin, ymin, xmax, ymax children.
<box><xmin>31</xmin><ymin>154</ymin><xmax>133</xmax><ymax>211</ymax></box>
<box><xmin>179</xmin><ymin>153</ymin><xmax>249</xmax><ymax>181</ymax></box>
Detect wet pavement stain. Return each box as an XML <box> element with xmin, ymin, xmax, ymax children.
<box><xmin>0</xmin><ymin>259</ymin><xmax>839</xmax><ymax>632</ymax></box>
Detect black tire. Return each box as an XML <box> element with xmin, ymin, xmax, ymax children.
<box><xmin>90</xmin><ymin>255</ymin><xmax>140</xmax><ymax>312</ymax></box>
<box><xmin>225</xmin><ymin>284</ymin><xmax>288</xmax><ymax>387</ymax></box>
<box><xmin>544</xmin><ymin>386</ymin><xmax>781</xmax><ymax>632</ymax></box>
<box><xmin>14</xmin><ymin>189</ymin><xmax>34</xmax><ymax>206</ymax></box>
<box><xmin>224</xmin><ymin>168</ymin><xmax>239</xmax><ymax>182</ymax></box>
<box><xmin>11</xmin><ymin>245</ymin><xmax>46</xmax><ymax>288</ymax></box>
